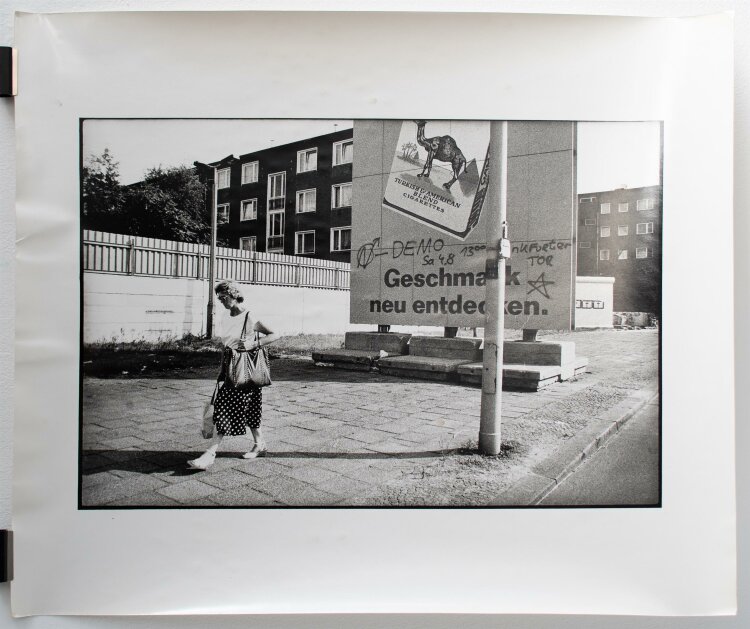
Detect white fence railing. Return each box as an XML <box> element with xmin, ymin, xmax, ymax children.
<box><xmin>83</xmin><ymin>230</ymin><xmax>351</xmax><ymax>290</ymax></box>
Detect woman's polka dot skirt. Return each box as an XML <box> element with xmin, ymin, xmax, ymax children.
<box><xmin>213</xmin><ymin>383</ymin><xmax>262</xmax><ymax>436</ymax></box>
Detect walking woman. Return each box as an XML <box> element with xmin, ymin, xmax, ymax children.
<box><xmin>188</xmin><ymin>280</ymin><xmax>278</xmax><ymax>470</ymax></box>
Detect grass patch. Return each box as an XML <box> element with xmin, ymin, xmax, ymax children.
<box><xmin>83</xmin><ymin>333</ymin><xmax>345</xmax><ymax>378</ymax></box>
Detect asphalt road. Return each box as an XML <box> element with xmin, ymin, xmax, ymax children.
<box><xmin>539</xmin><ymin>398</ymin><xmax>660</xmax><ymax>506</ymax></box>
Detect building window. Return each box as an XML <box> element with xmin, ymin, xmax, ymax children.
<box><xmin>240</xmin><ymin>199</ymin><xmax>258</xmax><ymax>221</ymax></box>
<box><xmin>618</xmin><ymin>249</ymin><xmax>628</xmax><ymax>260</ymax></box>
<box><xmin>217</xmin><ymin>203</ymin><xmax>230</xmax><ymax>222</ymax></box>
<box><xmin>600</xmin><ymin>226</ymin><xmax>610</xmax><ymax>237</ymax></box>
<box><xmin>636</xmin><ymin>222</ymin><xmax>654</xmax><ymax>234</ymax></box>
<box><xmin>584</xmin><ymin>218</ymin><xmax>595</xmax><ymax>226</ymax></box>
<box><xmin>600</xmin><ymin>203</ymin><xmax>611</xmax><ymax>214</ymax></box>
<box><xmin>636</xmin><ymin>247</ymin><xmax>649</xmax><ymax>259</ymax></box>
<box><xmin>333</xmin><ymin>139</ymin><xmax>353</xmax><ymax>166</ymax></box>
<box><xmin>295</xmin><ymin>230</ymin><xmax>315</xmax><ymax>255</ymax></box>
<box><xmin>266</xmin><ymin>210</ymin><xmax>285</xmax><ymax>252</ymax></box>
<box><xmin>331</xmin><ymin>227</ymin><xmax>352</xmax><ymax>252</ymax></box>
<box><xmin>579</xmin><ymin>241</ymin><xmax>591</xmax><ymax>249</ymax></box>
<box><xmin>297</xmin><ymin>148</ymin><xmax>318</xmax><ymax>173</ymax></box>
<box><xmin>618</xmin><ymin>225</ymin><xmax>629</xmax><ymax>236</ymax></box>
<box><xmin>217</xmin><ymin>167</ymin><xmax>231</xmax><ymax>189</ymax></box>
<box><xmin>296</xmin><ymin>188</ymin><xmax>317</xmax><ymax>213</ymax></box>
<box><xmin>267</xmin><ymin>171</ymin><xmax>286</xmax><ymax>211</ymax></box>
<box><xmin>618</xmin><ymin>202</ymin><xmax>629</xmax><ymax>213</ymax></box>
<box><xmin>332</xmin><ymin>182</ymin><xmax>353</xmax><ymax>208</ymax></box>
<box><xmin>241</xmin><ymin>161</ymin><xmax>259</xmax><ymax>184</ymax></box>
<box><xmin>600</xmin><ymin>249</ymin><xmax>610</xmax><ymax>261</ymax></box>
<box><xmin>637</xmin><ymin>198</ymin><xmax>655</xmax><ymax>211</ymax></box>
<box><xmin>240</xmin><ymin>236</ymin><xmax>256</xmax><ymax>252</ymax></box>
<box><xmin>580</xmin><ymin>196</ymin><xmax>596</xmax><ymax>203</ymax></box>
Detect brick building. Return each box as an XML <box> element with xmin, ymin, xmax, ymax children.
<box><xmin>195</xmin><ymin>128</ymin><xmax>353</xmax><ymax>264</ymax></box>
<box><xmin>576</xmin><ymin>184</ymin><xmax>662</xmax><ymax>314</ymax></box>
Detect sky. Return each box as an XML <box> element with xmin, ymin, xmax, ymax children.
<box><xmin>82</xmin><ymin>119</ymin><xmax>661</xmax><ymax>193</ymax></box>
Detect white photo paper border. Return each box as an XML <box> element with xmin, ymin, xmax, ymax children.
<box><xmin>13</xmin><ymin>11</ymin><xmax>735</xmax><ymax>616</ymax></box>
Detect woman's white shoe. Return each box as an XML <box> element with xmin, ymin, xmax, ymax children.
<box><xmin>187</xmin><ymin>450</ymin><xmax>216</xmax><ymax>470</ymax></box>
<box><xmin>243</xmin><ymin>443</ymin><xmax>267</xmax><ymax>459</ymax></box>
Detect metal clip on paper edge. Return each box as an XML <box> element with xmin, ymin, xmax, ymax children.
<box><xmin>0</xmin><ymin>530</ymin><xmax>12</xmax><ymax>583</ymax></box>
<box><xmin>0</xmin><ymin>47</ymin><xmax>18</xmax><ymax>97</ymax></box>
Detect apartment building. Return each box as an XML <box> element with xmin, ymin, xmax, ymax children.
<box><xmin>577</xmin><ymin>184</ymin><xmax>662</xmax><ymax>314</ymax></box>
<box><xmin>195</xmin><ymin>128</ymin><xmax>354</xmax><ymax>264</ymax></box>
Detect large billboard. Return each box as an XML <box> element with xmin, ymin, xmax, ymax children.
<box><xmin>351</xmin><ymin>120</ymin><xmax>577</xmax><ymax>329</ymax></box>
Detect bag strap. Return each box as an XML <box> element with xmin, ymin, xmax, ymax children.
<box><xmin>239</xmin><ymin>312</ymin><xmax>250</xmax><ymax>343</ymax></box>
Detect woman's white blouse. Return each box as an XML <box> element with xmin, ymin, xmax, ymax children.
<box><xmin>218</xmin><ymin>310</ymin><xmax>253</xmax><ymax>349</ymax></box>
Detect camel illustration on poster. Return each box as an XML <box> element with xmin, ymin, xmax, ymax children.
<box><xmin>382</xmin><ymin>120</ymin><xmax>491</xmax><ymax>240</ymax></box>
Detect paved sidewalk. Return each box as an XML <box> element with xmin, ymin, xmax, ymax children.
<box><xmin>81</xmin><ymin>329</ymin><xmax>659</xmax><ymax>507</ymax></box>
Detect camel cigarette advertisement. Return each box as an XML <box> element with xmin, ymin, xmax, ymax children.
<box><xmin>383</xmin><ymin>120</ymin><xmax>490</xmax><ymax>240</ymax></box>
<box><xmin>351</xmin><ymin>120</ymin><xmax>577</xmax><ymax>330</ymax></box>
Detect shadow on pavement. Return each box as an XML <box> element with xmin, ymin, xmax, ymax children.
<box><xmin>82</xmin><ymin>447</ymin><xmax>474</xmax><ymax>476</ymax></box>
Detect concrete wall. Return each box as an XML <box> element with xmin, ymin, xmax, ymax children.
<box><xmin>574</xmin><ymin>276</ymin><xmax>614</xmax><ymax>329</ymax></box>
<box><xmin>83</xmin><ymin>272</ymin><xmax>356</xmax><ymax>342</ymax></box>
<box><xmin>84</xmin><ymin>272</ymin><xmax>615</xmax><ymax>342</ymax></box>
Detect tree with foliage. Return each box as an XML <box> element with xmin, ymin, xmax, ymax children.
<box><xmin>82</xmin><ymin>149</ymin><xmax>125</xmax><ymax>231</ymax></box>
<box><xmin>121</xmin><ymin>165</ymin><xmax>211</xmax><ymax>243</ymax></box>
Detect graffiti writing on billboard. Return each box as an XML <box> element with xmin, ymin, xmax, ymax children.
<box><xmin>526</xmin><ymin>272</ymin><xmax>555</xmax><ymax>299</ymax></box>
<box><xmin>512</xmin><ymin>239</ymin><xmax>573</xmax><ymax>268</ymax></box>
<box><xmin>356</xmin><ymin>237</ymin><xmax>542</xmax><ymax>270</ymax></box>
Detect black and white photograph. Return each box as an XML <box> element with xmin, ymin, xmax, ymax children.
<box><xmin>80</xmin><ymin>118</ymin><xmax>662</xmax><ymax>508</ymax></box>
<box><xmin>8</xmin><ymin>5</ymin><xmax>737</xmax><ymax>619</ymax></box>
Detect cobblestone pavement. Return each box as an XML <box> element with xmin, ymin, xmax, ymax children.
<box><xmin>81</xmin><ymin>329</ymin><xmax>658</xmax><ymax>507</ymax></box>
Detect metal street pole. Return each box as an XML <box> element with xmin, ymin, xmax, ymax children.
<box><xmin>193</xmin><ymin>159</ymin><xmax>220</xmax><ymax>339</ymax></box>
<box><xmin>479</xmin><ymin>121</ymin><xmax>509</xmax><ymax>455</ymax></box>
<box><xmin>206</xmin><ymin>170</ymin><xmax>218</xmax><ymax>339</ymax></box>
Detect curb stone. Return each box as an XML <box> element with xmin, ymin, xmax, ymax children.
<box><xmin>490</xmin><ymin>388</ymin><xmax>658</xmax><ymax>506</ymax></box>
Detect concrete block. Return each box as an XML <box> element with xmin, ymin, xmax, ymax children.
<box><xmin>409</xmin><ymin>336</ymin><xmax>483</xmax><ymax>360</ymax></box>
<box><xmin>333</xmin><ymin>362</ymin><xmax>372</xmax><ymax>372</ymax></box>
<box><xmin>503</xmin><ymin>340</ymin><xmax>576</xmax><ymax>366</ymax></box>
<box><xmin>559</xmin><ymin>356</ymin><xmax>589</xmax><ymax>380</ymax></box>
<box><xmin>457</xmin><ymin>362</ymin><xmax>563</xmax><ymax>391</ymax></box>
<box><xmin>312</xmin><ymin>348</ymin><xmax>379</xmax><ymax>365</ymax></box>
<box><xmin>344</xmin><ymin>332</ymin><xmax>411</xmax><ymax>354</ymax></box>
<box><xmin>313</xmin><ymin>334</ymin><xmax>412</xmax><ymax>372</ymax></box>
<box><xmin>379</xmin><ymin>355</ymin><xmax>474</xmax><ymax>375</ymax></box>
<box><xmin>377</xmin><ymin>366</ymin><xmax>452</xmax><ymax>382</ymax></box>
<box><xmin>574</xmin><ymin>357</ymin><xmax>589</xmax><ymax>376</ymax></box>
<box><xmin>503</xmin><ymin>365</ymin><xmax>562</xmax><ymax>391</ymax></box>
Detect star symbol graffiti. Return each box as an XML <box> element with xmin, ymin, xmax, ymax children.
<box><xmin>527</xmin><ymin>272</ymin><xmax>555</xmax><ymax>299</ymax></box>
